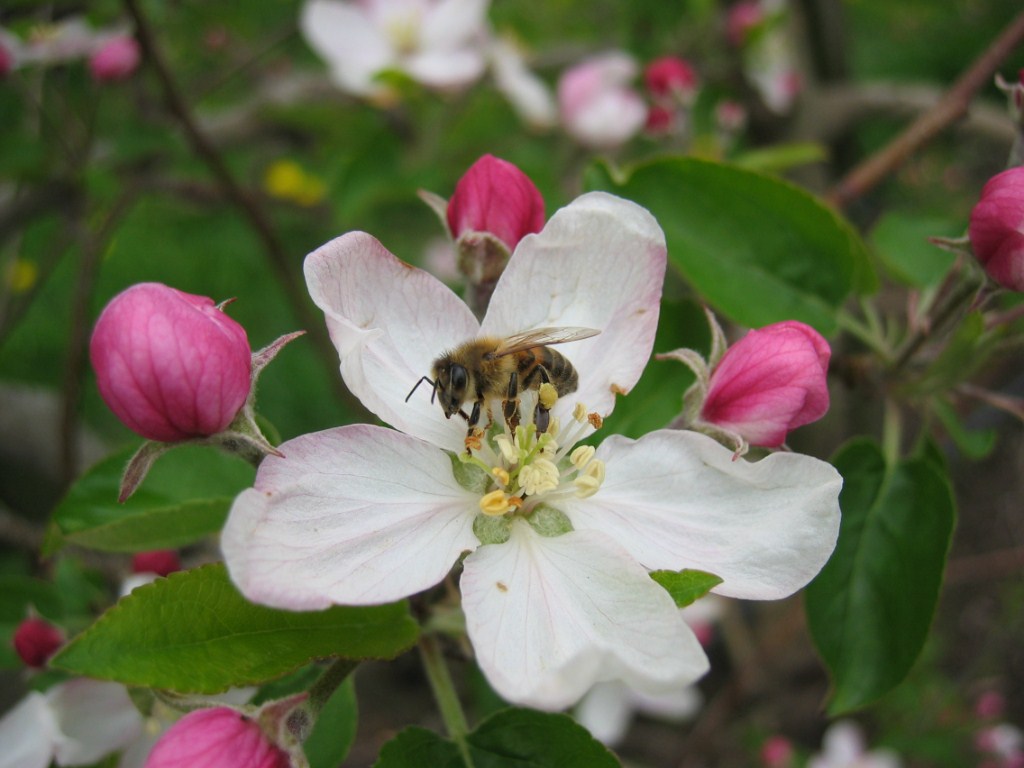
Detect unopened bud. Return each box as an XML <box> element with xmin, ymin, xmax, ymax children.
<box><xmin>90</xmin><ymin>283</ymin><xmax>252</xmax><ymax>442</ymax></box>
<box><xmin>145</xmin><ymin>707</ymin><xmax>293</xmax><ymax>768</ymax></box>
<box><xmin>89</xmin><ymin>36</ymin><xmax>140</xmax><ymax>82</ymax></box>
<box><xmin>131</xmin><ymin>549</ymin><xmax>181</xmax><ymax>577</ymax></box>
<box><xmin>969</xmin><ymin>166</ymin><xmax>1024</xmax><ymax>292</ymax></box>
<box><xmin>13</xmin><ymin>617</ymin><xmax>64</xmax><ymax>668</ymax></box>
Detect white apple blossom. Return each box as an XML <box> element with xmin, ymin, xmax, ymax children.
<box><xmin>0</xmin><ymin>679</ymin><xmax>143</xmax><ymax>768</ymax></box>
<box><xmin>809</xmin><ymin>721</ymin><xmax>902</xmax><ymax>768</ymax></box>
<box><xmin>222</xmin><ymin>192</ymin><xmax>842</xmax><ymax>710</ymax></box>
<box><xmin>300</xmin><ymin>0</ymin><xmax>489</xmax><ymax>100</ymax></box>
<box><xmin>489</xmin><ymin>36</ymin><xmax>557</xmax><ymax>129</ymax></box>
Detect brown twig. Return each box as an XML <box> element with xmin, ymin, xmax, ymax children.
<box><xmin>123</xmin><ymin>0</ymin><xmax>368</xmax><ymax>418</ymax></box>
<box><xmin>60</xmin><ymin>190</ymin><xmax>139</xmax><ymax>486</ymax></box>
<box><xmin>826</xmin><ymin>9</ymin><xmax>1024</xmax><ymax>209</ymax></box>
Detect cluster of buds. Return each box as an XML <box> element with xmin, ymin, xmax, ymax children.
<box><xmin>0</xmin><ymin>18</ymin><xmax>140</xmax><ymax>82</ymax></box>
<box><xmin>659</xmin><ymin>311</ymin><xmax>830</xmax><ymax>455</ymax></box>
<box><xmin>89</xmin><ymin>282</ymin><xmax>301</xmax><ymax>500</ymax></box>
<box><xmin>642</xmin><ymin>56</ymin><xmax>700</xmax><ymax>138</ymax></box>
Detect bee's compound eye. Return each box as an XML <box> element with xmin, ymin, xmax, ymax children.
<box><xmin>450</xmin><ymin>365</ymin><xmax>468</xmax><ymax>393</ymax></box>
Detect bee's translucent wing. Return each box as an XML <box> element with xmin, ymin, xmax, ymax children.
<box><xmin>494</xmin><ymin>327</ymin><xmax>601</xmax><ymax>356</ymax></box>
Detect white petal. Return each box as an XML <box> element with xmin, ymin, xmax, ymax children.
<box><xmin>404</xmin><ymin>48</ymin><xmax>486</xmax><ymax>90</ymax></box>
<box><xmin>573</xmin><ymin>682</ymin><xmax>634</xmax><ymax>746</ymax></box>
<box><xmin>461</xmin><ymin>524</ymin><xmax>708</xmax><ymax>711</ymax></box>
<box><xmin>480</xmin><ymin>192</ymin><xmax>666</xmax><ymax>421</ymax></box>
<box><xmin>490</xmin><ymin>39</ymin><xmax>557</xmax><ymax>129</ymax></box>
<box><xmin>304</xmin><ymin>232</ymin><xmax>479</xmax><ymax>451</ymax></box>
<box><xmin>420</xmin><ymin>0</ymin><xmax>488</xmax><ymax>51</ymax></box>
<box><xmin>300</xmin><ymin>0</ymin><xmax>394</xmax><ymax>96</ymax></box>
<box><xmin>49</xmin><ymin>679</ymin><xmax>142</xmax><ymax>766</ymax></box>
<box><xmin>627</xmin><ymin>684</ymin><xmax>702</xmax><ymax>721</ymax></box>
<box><xmin>0</xmin><ymin>693</ymin><xmax>59</xmax><ymax>768</ymax></box>
<box><xmin>223</xmin><ymin>425</ymin><xmax>480</xmax><ymax>608</ymax></box>
<box><xmin>563</xmin><ymin>430</ymin><xmax>842</xmax><ymax>600</ymax></box>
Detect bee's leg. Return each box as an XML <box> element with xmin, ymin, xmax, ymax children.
<box><xmin>463</xmin><ymin>401</ymin><xmax>485</xmax><ymax>452</ymax></box>
<box><xmin>534</xmin><ymin>367</ymin><xmax>554</xmax><ymax>433</ymax></box>
<box><xmin>503</xmin><ymin>372</ymin><xmax>520</xmax><ymax>431</ymax></box>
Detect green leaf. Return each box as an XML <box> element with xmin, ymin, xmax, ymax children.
<box><xmin>599</xmin><ymin>297</ymin><xmax>708</xmax><ymax>438</ymax></box>
<box><xmin>375</xmin><ymin>727</ymin><xmax>462</xmax><ymax>768</ymax></box>
<box><xmin>51</xmin><ymin>564</ymin><xmax>419</xmax><ymax>693</ymax></box>
<box><xmin>305</xmin><ymin>678</ymin><xmax>358</xmax><ymax>768</ymax></box>
<box><xmin>46</xmin><ymin>444</ymin><xmax>254</xmax><ymax>554</ymax></box>
<box><xmin>870</xmin><ymin>213</ymin><xmax>960</xmax><ymax>287</ymax></box>
<box><xmin>467</xmin><ymin>708</ymin><xmax>620</xmax><ymax>768</ymax></box>
<box><xmin>650</xmin><ymin>569</ymin><xmax>723</xmax><ymax>607</ymax></box>
<box><xmin>932</xmin><ymin>400</ymin><xmax>996</xmax><ymax>460</ymax></box>
<box><xmin>585</xmin><ymin>157</ymin><xmax>875</xmax><ymax>334</ymax></box>
<box><xmin>805</xmin><ymin>439</ymin><xmax>956</xmax><ymax>714</ymax></box>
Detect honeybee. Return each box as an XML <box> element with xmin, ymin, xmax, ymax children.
<box><xmin>406</xmin><ymin>327</ymin><xmax>600</xmax><ymax>437</ymax></box>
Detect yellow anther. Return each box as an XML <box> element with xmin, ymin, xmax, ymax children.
<box><xmin>570</xmin><ymin>445</ymin><xmax>596</xmax><ymax>469</ymax></box>
<box><xmin>584</xmin><ymin>458</ymin><xmax>606</xmax><ymax>483</ymax></box>
<box><xmin>538</xmin><ymin>382</ymin><xmax>558</xmax><ymax>410</ymax></box>
<box><xmin>465</xmin><ymin>431</ymin><xmax>483</xmax><ymax>453</ymax></box>
<box><xmin>573</xmin><ymin>402</ymin><xmax>588</xmax><ymax>423</ymax></box>
<box><xmin>480</xmin><ymin>490</ymin><xmax>514</xmax><ymax>516</ymax></box>
<box><xmin>519</xmin><ymin>460</ymin><xmax>560</xmax><ymax>496</ymax></box>
<box><xmin>547</xmin><ymin>417</ymin><xmax>561</xmax><ymax>437</ymax></box>
<box><xmin>491</xmin><ymin>467</ymin><xmax>510</xmax><ymax>486</ymax></box>
<box><xmin>573</xmin><ymin>475</ymin><xmax>602</xmax><ymax>498</ymax></box>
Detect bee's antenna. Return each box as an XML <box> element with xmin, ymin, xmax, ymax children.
<box><xmin>406</xmin><ymin>376</ymin><xmax>436</xmax><ymax>403</ymax></box>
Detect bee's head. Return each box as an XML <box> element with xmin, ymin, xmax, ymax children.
<box><xmin>433</xmin><ymin>358</ymin><xmax>469</xmax><ymax>419</ymax></box>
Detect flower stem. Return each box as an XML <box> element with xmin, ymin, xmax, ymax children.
<box><xmin>306</xmin><ymin>658</ymin><xmax>360</xmax><ymax>719</ymax></box>
<box><xmin>418</xmin><ymin>634</ymin><xmax>475</xmax><ymax>768</ymax></box>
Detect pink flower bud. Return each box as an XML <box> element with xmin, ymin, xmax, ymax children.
<box><xmin>132</xmin><ymin>549</ymin><xmax>181</xmax><ymax>577</ymax></box>
<box><xmin>760</xmin><ymin>735</ymin><xmax>795</xmax><ymax>767</ymax></box>
<box><xmin>90</xmin><ymin>283</ymin><xmax>252</xmax><ymax>442</ymax></box>
<box><xmin>558</xmin><ymin>52</ymin><xmax>647</xmax><ymax>149</ymax></box>
<box><xmin>145</xmin><ymin>708</ymin><xmax>291</xmax><ymax>768</ymax></box>
<box><xmin>446</xmin><ymin>155</ymin><xmax>545</xmax><ymax>252</ymax></box>
<box><xmin>0</xmin><ymin>43</ymin><xmax>13</xmax><ymax>77</ymax></box>
<box><xmin>727</xmin><ymin>0</ymin><xmax>764</xmax><ymax>47</ymax></box>
<box><xmin>645</xmin><ymin>103</ymin><xmax>675</xmax><ymax>135</ymax></box>
<box><xmin>13</xmin><ymin>617</ymin><xmax>64</xmax><ymax>668</ymax></box>
<box><xmin>969</xmin><ymin>166</ymin><xmax>1024</xmax><ymax>292</ymax></box>
<box><xmin>644</xmin><ymin>56</ymin><xmax>699</xmax><ymax>101</ymax></box>
<box><xmin>702</xmin><ymin>321</ymin><xmax>830</xmax><ymax>447</ymax></box>
<box><xmin>89</xmin><ymin>36</ymin><xmax>140</xmax><ymax>82</ymax></box>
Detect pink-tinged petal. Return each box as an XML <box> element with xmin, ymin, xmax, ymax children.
<box><xmin>88</xmin><ymin>36</ymin><xmax>140</xmax><ymax>81</ymax></box>
<box><xmin>300</xmin><ymin>0</ymin><xmax>393</xmax><ymax>96</ymax></box>
<box><xmin>304</xmin><ymin>232</ymin><xmax>479</xmax><ymax>451</ymax></box>
<box><xmin>563</xmin><ymin>430</ymin><xmax>842</xmax><ymax>600</ymax></box>
<box><xmin>481</xmin><ymin>192</ymin><xmax>666</xmax><ymax>421</ymax></box>
<box><xmin>89</xmin><ymin>283</ymin><xmax>251</xmax><ymax>442</ymax></box>
<box><xmin>145</xmin><ymin>708</ymin><xmax>289</xmax><ymax>768</ymax></box>
<box><xmin>223</xmin><ymin>425</ymin><xmax>479</xmax><ymax>608</ymax></box>
<box><xmin>970</xmin><ymin>167</ymin><xmax>1024</xmax><ymax>292</ymax></box>
<box><xmin>558</xmin><ymin>53</ymin><xmax>646</xmax><ymax>148</ymax></box>
<box><xmin>404</xmin><ymin>48</ymin><xmax>486</xmax><ymax>90</ymax></box>
<box><xmin>461</xmin><ymin>524</ymin><xmax>708</xmax><ymax>711</ymax></box>
<box><xmin>49</xmin><ymin>679</ymin><xmax>143</xmax><ymax>765</ymax></box>
<box><xmin>702</xmin><ymin>320</ymin><xmax>830</xmax><ymax>447</ymax></box>
<box><xmin>446</xmin><ymin>154</ymin><xmax>545</xmax><ymax>250</ymax></box>
<box><xmin>0</xmin><ymin>693</ymin><xmax>59</xmax><ymax>768</ymax></box>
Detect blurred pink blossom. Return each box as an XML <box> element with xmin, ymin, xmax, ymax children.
<box><xmin>90</xmin><ymin>283</ymin><xmax>252</xmax><ymax>442</ymax></box>
<box><xmin>727</xmin><ymin>0</ymin><xmax>764</xmax><ymax>47</ymax></box>
<box><xmin>644</xmin><ymin>56</ymin><xmax>699</xmax><ymax>102</ymax></box>
<box><xmin>809</xmin><ymin>721</ymin><xmax>901</xmax><ymax>768</ymax></box>
<box><xmin>969</xmin><ymin>166</ymin><xmax>1024</xmax><ymax>292</ymax></box>
<box><xmin>132</xmin><ymin>550</ymin><xmax>182</xmax><ymax>578</ymax></box>
<box><xmin>145</xmin><ymin>708</ymin><xmax>291</xmax><ymax>768</ymax></box>
<box><xmin>446</xmin><ymin>154</ymin><xmax>545</xmax><ymax>251</ymax></box>
<box><xmin>761</xmin><ymin>735</ymin><xmax>795</xmax><ymax>767</ymax></box>
<box><xmin>558</xmin><ymin>52</ymin><xmax>647</xmax><ymax>148</ymax></box>
<box><xmin>12</xmin><ymin>618</ymin><xmax>64</xmax><ymax>669</ymax></box>
<box><xmin>645</xmin><ymin>103</ymin><xmax>675</xmax><ymax>136</ymax></box>
<box><xmin>89</xmin><ymin>35</ymin><xmax>140</xmax><ymax>81</ymax></box>
<box><xmin>702</xmin><ymin>321</ymin><xmax>830</xmax><ymax>448</ymax></box>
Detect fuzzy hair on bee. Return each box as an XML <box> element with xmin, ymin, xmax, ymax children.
<box><xmin>405</xmin><ymin>326</ymin><xmax>599</xmax><ymax>436</ymax></box>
